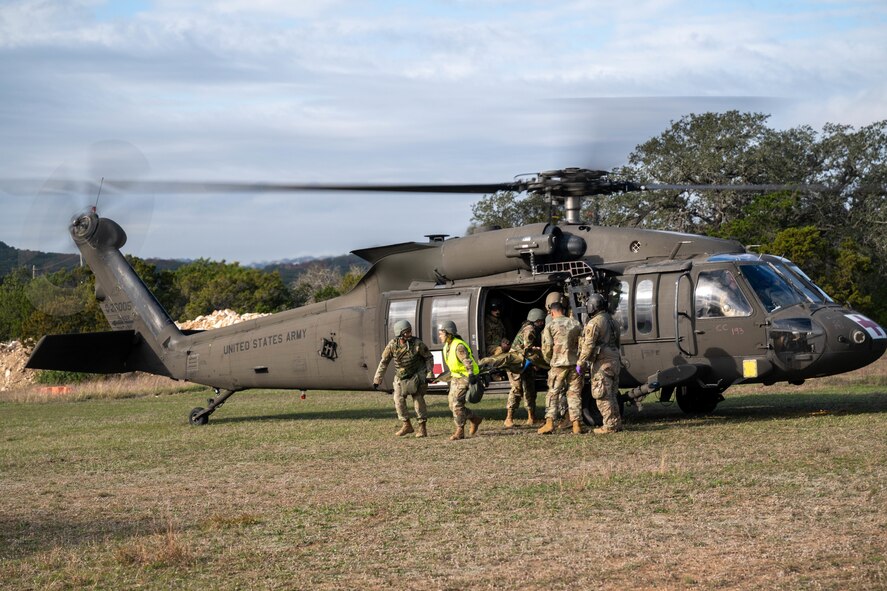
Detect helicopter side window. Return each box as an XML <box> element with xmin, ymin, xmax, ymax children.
<box><xmin>695</xmin><ymin>270</ymin><xmax>753</xmax><ymax>318</ymax></box>
<box><xmin>741</xmin><ymin>264</ymin><xmax>804</xmax><ymax>313</ymax></box>
<box><xmin>386</xmin><ymin>299</ymin><xmax>418</xmax><ymax>340</ymax></box>
<box><xmin>635</xmin><ymin>279</ymin><xmax>654</xmax><ymax>335</ymax></box>
<box><xmin>430</xmin><ymin>295</ymin><xmax>471</xmax><ymax>345</ymax></box>
<box><xmin>613</xmin><ymin>280</ymin><xmax>630</xmax><ymax>336</ymax></box>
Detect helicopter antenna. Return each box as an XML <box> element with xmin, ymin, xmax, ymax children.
<box><xmin>93</xmin><ymin>177</ymin><xmax>105</xmax><ymax>213</ymax></box>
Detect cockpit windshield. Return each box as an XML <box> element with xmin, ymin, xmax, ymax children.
<box><xmin>706</xmin><ymin>253</ymin><xmax>835</xmax><ymax>308</ymax></box>
<box><xmin>765</xmin><ymin>258</ymin><xmax>825</xmax><ymax>303</ymax></box>
<box><xmin>768</xmin><ymin>256</ymin><xmax>835</xmax><ymax>303</ymax></box>
<box><xmin>740</xmin><ymin>264</ymin><xmax>805</xmax><ymax>313</ymax></box>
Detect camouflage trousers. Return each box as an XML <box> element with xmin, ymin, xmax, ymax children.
<box><xmin>545</xmin><ymin>366</ymin><xmax>583</xmax><ymax>422</ymax></box>
<box><xmin>393</xmin><ymin>375</ymin><xmax>428</xmax><ymax>423</ymax></box>
<box><xmin>448</xmin><ymin>377</ymin><xmax>477</xmax><ymax>427</ymax></box>
<box><xmin>591</xmin><ymin>358</ymin><xmax>622</xmax><ymax>430</ymax></box>
<box><xmin>506</xmin><ymin>368</ymin><xmax>537</xmax><ymax>411</ymax></box>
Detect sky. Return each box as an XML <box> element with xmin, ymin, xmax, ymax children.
<box><xmin>1</xmin><ymin>0</ymin><xmax>885</xmax><ymax>264</ymax></box>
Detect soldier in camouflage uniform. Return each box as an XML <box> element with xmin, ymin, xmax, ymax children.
<box><xmin>539</xmin><ymin>302</ymin><xmax>585</xmax><ymax>435</ymax></box>
<box><xmin>374</xmin><ymin>320</ymin><xmax>435</xmax><ymax>438</ymax></box>
<box><xmin>439</xmin><ymin>320</ymin><xmax>483</xmax><ymax>440</ymax></box>
<box><xmin>545</xmin><ymin>290</ymin><xmax>573</xmax><ymax>429</ymax></box>
<box><xmin>578</xmin><ymin>294</ymin><xmax>623</xmax><ymax>434</ymax></box>
<box><xmin>484</xmin><ymin>299</ymin><xmax>510</xmax><ymax>356</ymax></box>
<box><xmin>503</xmin><ymin>307</ymin><xmax>546</xmax><ymax>427</ymax></box>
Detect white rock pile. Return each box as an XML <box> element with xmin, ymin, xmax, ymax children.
<box><xmin>1</xmin><ymin>340</ymin><xmax>34</xmax><ymax>391</ymax></box>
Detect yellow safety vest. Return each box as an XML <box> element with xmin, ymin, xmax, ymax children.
<box><xmin>443</xmin><ymin>337</ymin><xmax>479</xmax><ymax>378</ymax></box>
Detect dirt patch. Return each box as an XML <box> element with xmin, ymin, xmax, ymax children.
<box><xmin>1</xmin><ymin>341</ymin><xmax>35</xmax><ymax>391</ymax></box>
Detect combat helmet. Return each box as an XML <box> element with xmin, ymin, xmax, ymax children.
<box><xmin>544</xmin><ymin>291</ymin><xmax>563</xmax><ymax>310</ymax></box>
<box><xmin>437</xmin><ymin>320</ymin><xmax>458</xmax><ymax>335</ymax></box>
<box><xmin>393</xmin><ymin>319</ymin><xmax>412</xmax><ymax>336</ymax></box>
<box><xmin>527</xmin><ymin>308</ymin><xmax>546</xmax><ymax>322</ymax></box>
<box><xmin>588</xmin><ymin>293</ymin><xmax>606</xmax><ymax>315</ymax></box>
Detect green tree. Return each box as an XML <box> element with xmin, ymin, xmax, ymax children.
<box><xmin>290</xmin><ymin>264</ymin><xmax>366</xmax><ymax>305</ymax></box>
<box><xmin>18</xmin><ymin>266</ymin><xmax>108</xmax><ymax>341</ymax></box>
<box><xmin>0</xmin><ymin>267</ymin><xmax>32</xmax><ymax>341</ymax></box>
<box><xmin>172</xmin><ymin>259</ymin><xmax>294</xmax><ymax>320</ymax></box>
<box><xmin>468</xmin><ymin>191</ymin><xmax>551</xmax><ymax>231</ymax></box>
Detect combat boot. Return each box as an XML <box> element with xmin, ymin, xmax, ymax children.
<box><xmin>593</xmin><ymin>425</ymin><xmax>620</xmax><ymax>435</ymax></box>
<box><xmin>525</xmin><ymin>407</ymin><xmax>538</xmax><ymax>426</ymax></box>
<box><xmin>558</xmin><ymin>415</ymin><xmax>571</xmax><ymax>430</ymax></box>
<box><xmin>503</xmin><ymin>409</ymin><xmax>515</xmax><ymax>428</ymax></box>
<box><xmin>396</xmin><ymin>420</ymin><xmax>415</xmax><ymax>437</ymax></box>
<box><xmin>415</xmin><ymin>422</ymin><xmax>427</xmax><ymax>438</ymax></box>
<box><xmin>468</xmin><ymin>415</ymin><xmax>483</xmax><ymax>436</ymax></box>
<box><xmin>449</xmin><ymin>425</ymin><xmax>465</xmax><ymax>440</ymax></box>
<box><xmin>572</xmin><ymin>420</ymin><xmax>584</xmax><ymax>435</ymax></box>
<box><xmin>537</xmin><ymin>418</ymin><xmax>555</xmax><ymax>435</ymax></box>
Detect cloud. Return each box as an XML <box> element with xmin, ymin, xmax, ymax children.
<box><xmin>0</xmin><ymin>0</ymin><xmax>885</xmax><ymax>262</ymax></box>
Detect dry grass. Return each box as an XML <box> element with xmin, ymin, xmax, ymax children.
<box><xmin>0</xmin><ymin>373</ymin><xmax>207</xmax><ymax>403</ymax></box>
<box><xmin>1</xmin><ymin>359</ymin><xmax>886</xmax><ymax>590</ymax></box>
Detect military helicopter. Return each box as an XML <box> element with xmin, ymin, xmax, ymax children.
<box><xmin>25</xmin><ymin>168</ymin><xmax>887</xmax><ymax>424</ymax></box>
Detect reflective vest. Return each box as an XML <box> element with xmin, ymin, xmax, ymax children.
<box><xmin>443</xmin><ymin>337</ymin><xmax>479</xmax><ymax>378</ymax></box>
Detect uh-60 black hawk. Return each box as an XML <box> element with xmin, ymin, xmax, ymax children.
<box><xmin>26</xmin><ymin>168</ymin><xmax>887</xmax><ymax>425</ymax></box>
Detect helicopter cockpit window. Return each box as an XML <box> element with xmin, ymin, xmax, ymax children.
<box><xmin>635</xmin><ymin>279</ymin><xmax>654</xmax><ymax>335</ymax></box>
<box><xmin>764</xmin><ymin>255</ymin><xmax>835</xmax><ymax>304</ymax></box>
<box><xmin>740</xmin><ymin>264</ymin><xmax>804</xmax><ymax>313</ymax></box>
<box><xmin>766</xmin><ymin>259</ymin><xmax>824</xmax><ymax>303</ymax></box>
<box><xmin>778</xmin><ymin>258</ymin><xmax>834</xmax><ymax>303</ymax></box>
<box><xmin>695</xmin><ymin>270</ymin><xmax>753</xmax><ymax>318</ymax></box>
<box><xmin>387</xmin><ymin>299</ymin><xmax>418</xmax><ymax>340</ymax></box>
<box><xmin>613</xmin><ymin>280</ymin><xmax>630</xmax><ymax>335</ymax></box>
<box><xmin>430</xmin><ymin>295</ymin><xmax>471</xmax><ymax>345</ymax></box>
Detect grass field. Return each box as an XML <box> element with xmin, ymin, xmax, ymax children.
<box><xmin>2</xmin><ymin>369</ymin><xmax>886</xmax><ymax>590</ymax></box>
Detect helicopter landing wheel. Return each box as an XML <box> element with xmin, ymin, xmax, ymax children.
<box><xmin>189</xmin><ymin>407</ymin><xmax>209</xmax><ymax>426</ymax></box>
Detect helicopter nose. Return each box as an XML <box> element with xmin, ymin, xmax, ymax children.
<box><xmin>815</xmin><ymin>311</ymin><xmax>886</xmax><ymax>376</ymax></box>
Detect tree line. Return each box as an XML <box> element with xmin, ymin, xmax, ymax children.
<box><xmin>470</xmin><ymin>111</ymin><xmax>887</xmax><ymax>325</ymax></box>
<box><xmin>0</xmin><ymin>257</ymin><xmax>366</xmax><ymax>342</ymax></box>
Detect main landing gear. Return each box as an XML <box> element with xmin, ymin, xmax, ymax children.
<box><xmin>188</xmin><ymin>388</ymin><xmax>238</xmax><ymax>426</ymax></box>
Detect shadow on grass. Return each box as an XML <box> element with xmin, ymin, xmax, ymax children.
<box><xmin>193</xmin><ymin>389</ymin><xmax>887</xmax><ymax>431</ymax></box>
<box><xmin>624</xmin><ymin>389</ymin><xmax>887</xmax><ymax>430</ymax></box>
<box><xmin>0</xmin><ymin>515</ymin><xmax>163</xmax><ymax>561</ymax></box>
<box><xmin>209</xmin><ymin>405</ymin><xmax>456</xmax><ymax>425</ymax></box>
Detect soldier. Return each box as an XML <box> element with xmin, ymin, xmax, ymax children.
<box><xmin>503</xmin><ymin>307</ymin><xmax>546</xmax><ymax>427</ymax></box>
<box><xmin>438</xmin><ymin>320</ymin><xmax>483</xmax><ymax>440</ymax></box>
<box><xmin>545</xmin><ymin>290</ymin><xmax>572</xmax><ymax>428</ymax></box>
<box><xmin>578</xmin><ymin>293</ymin><xmax>623</xmax><ymax>434</ymax></box>
<box><xmin>484</xmin><ymin>298</ymin><xmax>510</xmax><ymax>356</ymax></box>
<box><xmin>373</xmin><ymin>319</ymin><xmax>435</xmax><ymax>438</ymax></box>
<box><xmin>539</xmin><ymin>302</ymin><xmax>584</xmax><ymax>435</ymax></box>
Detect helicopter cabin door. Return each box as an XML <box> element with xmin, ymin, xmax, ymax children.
<box><xmin>417</xmin><ymin>288</ymin><xmax>479</xmax><ymax>382</ymax></box>
<box><xmin>628</xmin><ymin>261</ymin><xmax>694</xmax><ymax>359</ymax></box>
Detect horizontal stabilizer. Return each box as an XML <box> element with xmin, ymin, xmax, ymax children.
<box><xmin>27</xmin><ymin>330</ymin><xmax>153</xmax><ymax>374</ymax></box>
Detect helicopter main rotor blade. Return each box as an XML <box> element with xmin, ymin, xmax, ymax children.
<box><xmin>642</xmin><ymin>182</ymin><xmax>826</xmax><ymax>192</ymax></box>
<box><xmin>98</xmin><ymin>179</ymin><xmax>520</xmax><ymax>195</ymax></box>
